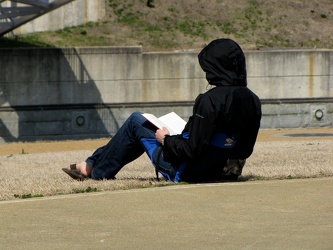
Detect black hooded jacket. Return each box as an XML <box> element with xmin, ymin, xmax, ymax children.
<box><xmin>163</xmin><ymin>39</ymin><xmax>261</xmax><ymax>166</ymax></box>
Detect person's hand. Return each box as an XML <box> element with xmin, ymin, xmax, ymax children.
<box><xmin>155</xmin><ymin>127</ymin><xmax>170</xmax><ymax>145</ymax></box>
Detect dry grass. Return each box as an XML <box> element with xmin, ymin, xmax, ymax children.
<box><xmin>2</xmin><ymin>0</ymin><xmax>332</xmax><ymax>50</ymax></box>
<box><xmin>0</xmin><ymin>151</ymin><xmax>164</xmax><ymax>201</ymax></box>
<box><xmin>245</xmin><ymin>140</ymin><xmax>333</xmax><ymax>179</ymax></box>
<box><xmin>1</xmin><ymin>128</ymin><xmax>333</xmax><ymax>201</ymax></box>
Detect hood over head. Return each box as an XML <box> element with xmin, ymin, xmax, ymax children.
<box><xmin>198</xmin><ymin>38</ymin><xmax>247</xmax><ymax>87</ymax></box>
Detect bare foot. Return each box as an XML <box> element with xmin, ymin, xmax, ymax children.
<box><xmin>65</xmin><ymin>162</ymin><xmax>93</xmax><ymax>177</ymax></box>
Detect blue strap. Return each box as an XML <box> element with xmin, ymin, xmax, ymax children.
<box><xmin>210</xmin><ymin>132</ymin><xmax>239</xmax><ymax>148</ymax></box>
<box><xmin>174</xmin><ymin>162</ymin><xmax>187</xmax><ymax>182</ymax></box>
<box><xmin>140</xmin><ymin>138</ymin><xmax>159</xmax><ymax>160</ymax></box>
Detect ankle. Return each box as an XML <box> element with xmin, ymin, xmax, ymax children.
<box><xmin>84</xmin><ymin>163</ymin><xmax>93</xmax><ymax>177</ymax></box>
<box><xmin>77</xmin><ymin>162</ymin><xmax>92</xmax><ymax>176</ymax></box>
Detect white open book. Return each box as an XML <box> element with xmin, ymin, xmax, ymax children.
<box><xmin>142</xmin><ymin>112</ymin><xmax>187</xmax><ymax>135</ymax></box>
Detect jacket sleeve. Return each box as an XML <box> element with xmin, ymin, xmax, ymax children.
<box><xmin>163</xmin><ymin>93</ymin><xmax>218</xmax><ymax>162</ymax></box>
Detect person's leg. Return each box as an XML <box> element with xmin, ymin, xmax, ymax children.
<box><xmin>89</xmin><ymin>112</ymin><xmax>156</xmax><ymax>180</ymax></box>
<box><xmin>68</xmin><ymin>146</ymin><xmax>105</xmax><ymax>177</ymax></box>
<box><xmin>86</xmin><ymin>146</ymin><xmax>104</xmax><ymax>165</ymax></box>
<box><xmin>63</xmin><ymin>146</ymin><xmax>104</xmax><ymax>177</ymax></box>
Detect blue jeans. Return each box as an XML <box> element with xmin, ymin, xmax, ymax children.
<box><xmin>86</xmin><ymin>112</ymin><xmax>157</xmax><ymax>180</ymax></box>
<box><xmin>86</xmin><ymin>112</ymin><xmax>231</xmax><ymax>182</ymax></box>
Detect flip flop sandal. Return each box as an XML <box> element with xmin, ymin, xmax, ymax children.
<box><xmin>62</xmin><ymin>164</ymin><xmax>90</xmax><ymax>181</ymax></box>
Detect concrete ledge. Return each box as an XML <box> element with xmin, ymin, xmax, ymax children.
<box><xmin>1</xmin><ymin>48</ymin><xmax>332</xmax><ymax>142</ymax></box>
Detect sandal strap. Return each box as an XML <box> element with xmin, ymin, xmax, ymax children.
<box><xmin>70</xmin><ymin>164</ymin><xmax>77</xmax><ymax>170</ymax></box>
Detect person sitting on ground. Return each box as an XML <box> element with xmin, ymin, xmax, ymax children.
<box><xmin>62</xmin><ymin>38</ymin><xmax>262</xmax><ymax>182</ymax></box>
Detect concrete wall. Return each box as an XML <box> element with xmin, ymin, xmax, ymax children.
<box><xmin>0</xmin><ymin>47</ymin><xmax>332</xmax><ymax>142</ymax></box>
<box><xmin>247</xmin><ymin>50</ymin><xmax>333</xmax><ymax>99</ymax></box>
<box><xmin>8</xmin><ymin>0</ymin><xmax>106</xmax><ymax>34</ymax></box>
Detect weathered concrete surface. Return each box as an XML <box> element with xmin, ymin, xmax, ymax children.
<box><xmin>1</xmin><ymin>178</ymin><xmax>332</xmax><ymax>249</ymax></box>
<box><xmin>3</xmin><ymin>0</ymin><xmax>106</xmax><ymax>34</ymax></box>
<box><xmin>1</xmin><ymin>48</ymin><xmax>332</xmax><ymax>106</ymax></box>
<box><xmin>1</xmin><ymin>48</ymin><xmax>333</xmax><ymax>142</ymax></box>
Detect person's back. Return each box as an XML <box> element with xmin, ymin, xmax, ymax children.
<box><xmin>165</xmin><ymin>38</ymin><xmax>262</xmax><ymax>182</ymax></box>
<box><xmin>207</xmin><ymin>85</ymin><xmax>261</xmax><ymax>159</ymax></box>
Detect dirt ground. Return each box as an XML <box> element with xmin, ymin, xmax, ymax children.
<box><xmin>1</xmin><ymin>127</ymin><xmax>333</xmax><ymax>156</ymax></box>
<box><xmin>26</xmin><ymin>0</ymin><xmax>333</xmax><ymax>51</ymax></box>
<box><xmin>1</xmin><ymin>127</ymin><xmax>333</xmax><ymax>201</ymax></box>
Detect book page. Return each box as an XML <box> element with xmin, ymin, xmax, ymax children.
<box><xmin>141</xmin><ymin>113</ymin><xmax>166</xmax><ymax>130</ymax></box>
<box><xmin>142</xmin><ymin>112</ymin><xmax>186</xmax><ymax>135</ymax></box>
<box><xmin>158</xmin><ymin>112</ymin><xmax>186</xmax><ymax>135</ymax></box>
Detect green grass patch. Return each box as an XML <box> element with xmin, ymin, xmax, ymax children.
<box><xmin>73</xmin><ymin>186</ymin><xmax>99</xmax><ymax>194</ymax></box>
<box><xmin>0</xmin><ymin>36</ymin><xmax>54</xmax><ymax>48</ymax></box>
<box><xmin>14</xmin><ymin>193</ymin><xmax>44</xmax><ymax>199</ymax></box>
<box><xmin>0</xmin><ymin>0</ymin><xmax>331</xmax><ymax>50</ymax></box>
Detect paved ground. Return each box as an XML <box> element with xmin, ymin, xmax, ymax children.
<box><xmin>1</xmin><ymin>177</ymin><xmax>332</xmax><ymax>250</ymax></box>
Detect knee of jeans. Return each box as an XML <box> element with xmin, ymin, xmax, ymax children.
<box><xmin>129</xmin><ymin>112</ymin><xmax>143</xmax><ymax>121</ymax></box>
<box><xmin>129</xmin><ymin>112</ymin><xmax>148</xmax><ymax>125</ymax></box>
<box><xmin>131</xmin><ymin>112</ymin><xmax>142</xmax><ymax>117</ymax></box>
